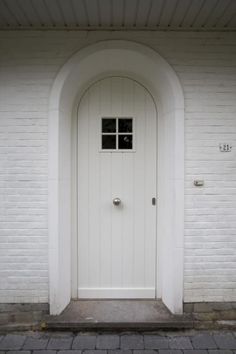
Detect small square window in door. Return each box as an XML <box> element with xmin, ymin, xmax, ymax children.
<box><xmin>118</xmin><ymin>118</ymin><xmax>132</xmax><ymax>133</ymax></box>
<box><xmin>101</xmin><ymin>117</ymin><xmax>133</xmax><ymax>151</ymax></box>
<box><xmin>102</xmin><ymin>135</ymin><xmax>116</xmax><ymax>149</ymax></box>
<box><xmin>118</xmin><ymin>134</ymin><xmax>133</xmax><ymax>149</ymax></box>
<box><xmin>102</xmin><ymin>118</ymin><xmax>116</xmax><ymax>133</ymax></box>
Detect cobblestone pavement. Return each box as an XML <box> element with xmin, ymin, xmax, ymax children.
<box><xmin>0</xmin><ymin>331</ymin><xmax>236</xmax><ymax>354</ymax></box>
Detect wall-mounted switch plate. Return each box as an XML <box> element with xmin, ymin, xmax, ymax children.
<box><xmin>194</xmin><ymin>180</ymin><xmax>204</xmax><ymax>187</ymax></box>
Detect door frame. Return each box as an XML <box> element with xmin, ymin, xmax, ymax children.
<box><xmin>48</xmin><ymin>40</ymin><xmax>184</xmax><ymax>315</ymax></box>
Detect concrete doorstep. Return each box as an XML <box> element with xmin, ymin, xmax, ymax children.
<box><xmin>43</xmin><ymin>300</ymin><xmax>193</xmax><ymax>332</ymax></box>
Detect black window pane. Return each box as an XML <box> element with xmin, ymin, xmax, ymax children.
<box><xmin>118</xmin><ymin>135</ymin><xmax>133</xmax><ymax>150</ymax></box>
<box><xmin>102</xmin><ymin>118</ymin><xmax>116</xmax><ymax>133</ymax></box>
<box><xmin>102</xmin><ymin>135</ymin><xmax>116</xmax><ymax>149</ymax></box>
<box><xmin>118</xmin><ymin>118</ymin><xmax>132</xmax><ymax>133</ymax></box>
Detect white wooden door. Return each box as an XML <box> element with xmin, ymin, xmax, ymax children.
<box><xmin>78</xmin><ymin>77</ymin><xmax>157</xmax><ymax>298</ymax></box>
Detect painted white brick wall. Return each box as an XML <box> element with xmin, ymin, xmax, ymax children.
<box><xmin>0</xmin><ymin>31</ymin><xmax>235</xmax><ymax>303</ymax></box>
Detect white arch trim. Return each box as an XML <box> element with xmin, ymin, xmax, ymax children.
<box><xmin>48</xmin><ymin>40</ymin><xmax>184</xmax><ymax>315</ymax></box>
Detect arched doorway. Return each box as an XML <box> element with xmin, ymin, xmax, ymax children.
<box><xmin>48</xmin><ymin>40</ymin><xmax>184</xmax><ymax>315</ymax></box>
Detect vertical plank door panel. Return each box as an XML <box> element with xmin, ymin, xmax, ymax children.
<box><xmin>87</xmin><ymin>84</ymin><xmax>101</xmax><ymax>291</ymax></box>
<box><xmin>133</xmin><ymin>82</ymin><xmax>146</xmax><ymax>289</ymax></box>
<box><xmin>99</xmin><ymin>79</ymin><xmax>112</xmax><ymax>289</ymax></box>
<box><xmin>110</xmin><ymin>77</ymin><xmax>124</xmax><ymax>291</ymax></box>
<box><xmin>78</xmin><ymin>92</ymin><xmax>89</xmax><ymax>291</ymax></box>
<box><xmin>144</xmin><ymin>92</ymin><xmax>157</xmax><ymax>290</ymax></box>
<box><xmin>122</xmin><ymin>79</ymin><xmax>135</xmax><ymax>288</ymax></box>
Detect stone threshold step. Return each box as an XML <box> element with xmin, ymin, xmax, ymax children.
<box><xmin>43</xmin><ymin>300</ymin><xmax>194</xmax><ymax>331</ymax></box>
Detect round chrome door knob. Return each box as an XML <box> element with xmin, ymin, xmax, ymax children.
<box><xmin>113</xmin><ymin>197</ymin><xmax>121</xmax><ymax>206</ymax></box>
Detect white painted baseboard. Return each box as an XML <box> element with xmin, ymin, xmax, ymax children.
<box><xmin>78</xmin><ymin>288</ymin><xmax>155</xmax><ymax>298</ymax></box>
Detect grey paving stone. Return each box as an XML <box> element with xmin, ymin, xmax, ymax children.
<box><xmin>7</xmin><ymin>352</ymin><xmax>31</xmax><ymax>354</ymax></box>
<box><xmin>33</xmin><ymin>351</ymin><xmax>56</xmax><ymax>354</ymax></box>
<box><xmin>191</xmin><ymin>334</ymin><xmax>217</xmax><ymax>349</ymax></box>
<box><xmin>121</xmin><ymin>335</ymin><xmax>144</xmax><ymax>350</ymax></box>
<box><xmin>133</xmin><ymin>350</ymin><xmax>157</xmax><ymax>354</ymax></box>
<box><xmin>23</xmin><ymin>337</ymin><xmax>49</xmax><ymax>350</ymax></box>
<box><xmin>47</xmin><ymin>337</ymin><xmax>73</xmax><ymax>350</ymax></box>
<box><xmin>72</xmin><ymin>335</ymin><xmax>97</xmax><ymax>350</ymax></box>
<box><xmin>96</xmin><ymin>335</ymin><xmax>120</xmax><ymax>350</ymax></box>
<box><xmin>159</xmin><ymin>351</ymin><xmax>182</xmax><ymax>354</ymax></box>
<box><xmin>83</xmin><ymin>351</ymin><xmax>107</xmax><ymax>354</ymax></box>
<box><xmin>169</xmin><ymin>337</ymin><xmax>193</xmax><ymax>349</ymax></box>
<box><xmin>107</xmin><ymin>351</ymin><xmax>132</xmax><ymax>354</ymax></box>
<box><xmin>184</xmin><ymin>351</ymin><xmax>208</xmax><ymax>354</ymax></box>
<box><xmin>209</xmin><ymin>350</ymin><xmax>234</xmax><ymax>354</ymax></box>
<box><xmin>58</xmin><ymin>351</ymin><xmax>82</xmax><ymax>354</ymax></box>
<box><xmin>0</xmin><ymin>335</ymin><xmax>26</xmax><ymax>350</ymax></box>
<box><xmin>144</xmin><ymin>335</ymin><xmax>169</xmax><ymax>349</ymax></box>
<box><xmin>213</xmin><ymin>334</ymin><xmax>236</xmax><ymax>349</ymax></box>
<box><xmin>47</xmin><ymin>333</ymin><xmax>74</xmax><ymax>338</ymax></box>
<box><xmin>0</xmin><ymin>351</ymin><xmax>4</xmax><ymax>354</ymax></box>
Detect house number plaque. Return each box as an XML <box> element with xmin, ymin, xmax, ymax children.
<box><xmin>219</xmin><ymin>143</ymin><xmax>232</xmax><ymax>152</ymax></box>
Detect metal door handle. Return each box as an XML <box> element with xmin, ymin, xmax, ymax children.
<box><xmin>113</xmin><ymin>198</ymin><xmax>121</xmax><ymax>206</ymax></box>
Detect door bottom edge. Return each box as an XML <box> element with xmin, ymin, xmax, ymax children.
<box><xmin>78</xmin><ymin>287</ymin><xmax>155</xmax><ymax>298</ymax></box>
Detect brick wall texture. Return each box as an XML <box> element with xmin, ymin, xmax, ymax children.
<box><xmin>0</xmin><ymin>31</ymin><xmax>235</xmax><ymax>303</ymax></box>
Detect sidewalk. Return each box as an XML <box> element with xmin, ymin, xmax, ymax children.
<box><xmin>0</xmin><ymin>331</ymin><xmax>236</xmax><ymax>353</ymax></box>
